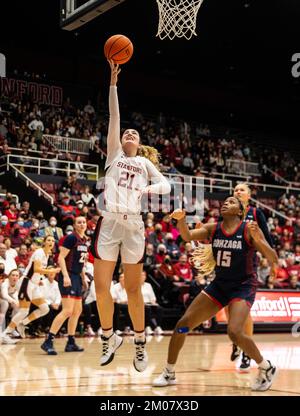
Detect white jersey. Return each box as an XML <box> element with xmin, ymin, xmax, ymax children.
<box><xmin>23</xmin><ymin>248</ymin><xmax>49</xmax><ymax>285</ymax></box>
<box><xmin>102</xmin><ymin>86</ymin><xmax>170</xmax><ymax>215</ymax></box>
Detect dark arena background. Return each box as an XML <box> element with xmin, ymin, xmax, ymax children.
<box><xmin>0</xmin><ymin>0</ymin><xmax>300</xmax><ymax>399</ymax></box>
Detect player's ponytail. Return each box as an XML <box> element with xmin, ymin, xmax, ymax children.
<box><xmin>191</xmin><ymin>243</ymin><xmax>216</xmax><ymax>276</ymax></box>
<box><xmin>137</xmin><ymin>145</ymin><xmax>160</xmax><ymax>169</ymax></box>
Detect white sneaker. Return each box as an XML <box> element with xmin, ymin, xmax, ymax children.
<box><xmin>133</xmin><ymin>339</ymin><xmax>148</xmax><ymax>372</ymax></box>
<box><xmin>153</xmin><ymin>368</ymin><xmax>176</xmax><ymax>387</ymax></box>
<box><xmin>97</xmin><ymin>328</ymin><xmax>103</xmax><ymax>337</ymax></box>
<box><xmin>0</xmin><ymin>334</ymin><xmax>18</xmax><ymax>344</ymax></box>
<box><xmin>251</xmin><ymin>361</ymin><xmax>277</xmax><ymax>391</ymax></box>
<box><xmin>16</xmin><ymin>322</ymin><xmax>26</xmax><ymax>339</ymax></box>
<box><xmin>11</xmin><ymin>330</ymin><xmax>20</xmax><ymax>338</ymax></box>
<box><xmin>154</xmin><ymin>326</ymin><xmax>164</xmax><ymax>335</ymax></box>
<box><xmin>145</xmin><ymin>326</ymin><xmax>154</xmax><ymax>335</ymax></box>
<box><xmin>100</xmin><ymin>333</ymin><xmax>123</xmax><ymax>366</ymax></box>
<box><xmin>86</xmin><ymin>327</ymin><xmax>95</xmax><ymax>336</ymax></box>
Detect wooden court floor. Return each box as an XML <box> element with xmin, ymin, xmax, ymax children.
<box><xmin>0</xmin><ymin>333</ymin><xmax>299</xmax><ymax>396</ymax></box>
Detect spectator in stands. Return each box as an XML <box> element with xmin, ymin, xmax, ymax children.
<box><xmin>81</xmin><ymin>185</ymin><xmax>96</xmax><ymax>206</ymax></box>
<box><xmin>41</xmin><ymin>271</ymin><xmax>62</xmax><ymax>333</ymax></box>
<box><xmin>0</xmin><ymin>243</ymin><xmax>17</xmax><ymax>274</ymax></box>
<box><xmin>257</xmin><ymin>257</ymin><xmax>270</xmax><ymax>288</ymax></box>
<box><xmin>28</xmin><ymin>115</ymin><xmax>44</xmax><ymax>131</ymax></box>
<box><xmin>45</xmin><ymin>217</ymin><xmax>64</xmax><ymax>242</ymax></box>
<box><xmin>0</xmin><ymin>269</ymin><xmax>20</xmax><ymax>336</ymax></box>
<box><xmin>74</xmin><ymin>155</ymin><xmax>85</xmax><ymax>179</ymax></box>
<box><xmin>138</xmin><ymin>271</ymin><xmax>164</xmax><ymax>335</ymax></box>
<box><xmin>0</xmin><ymin>215</ymin><xmax>10</xmax><ymax>242</ymax></box>
<box><xmin>15</xmin><ymin>244</ymin><xmax>30</xmax><ymax>267</ymax></box>
<box><xmin>113</xmin><ymin>273</ymin><xmax>133</xmax><ymax>333</ymax></box>
<box><xmin>58</xmin><ymin>196</ymin><xmax>77</xmax><ymax>226</ymax></box>
<box><xmin>84</xmin><ymin>100</ymin><xmax>95</xmax><ymax>117</ymax></box>
<box><xmin>148</xmin><ymin>223</ymin><xmax>164</xmax><ymax>248</ymax></box>
<box><xmin>144</xmin><ymin>244</ymin><xmax>156</xmax><ymax>279</ymax></box>
<box><xmin>288</xmin><ymin>273</ymin><xmax>300</xmax><ymax>290</ymax></box>
<box><xmin>4</xmin><ymin>202</ymin><xmax>18</xmax><ymax>226</ymax></box>
<box><xmin>173</xmin><ymin>254</ymin><xmax>193</xmax><ymax>283</ymax></box>
<box><xmin>36</xmin><ymin>211</ymin><xmax>48</xmax><ymax>230</ymax></box>
<box><xmin>164</xmin><ymin>233</ymin><xmax>180</xmax><ymax>260</ymax></box>
<box><xmin>155</xmin><ymin>243</ymin><xmax>167</xmax><ymax>265</ymax></box>
<box><xmin>11</xmin><ymin>216</ymin><xmax>30</xmax><ymax>241</ymax></box>
<box><xmin>3</xmin><ymin>238</ymin><xmax>18</xmax><ymax>262</ymax></box>
<box><xmin>87</xmin><ymin>213</ymin><xmax>99</xmax><ymax>236</ymax></box>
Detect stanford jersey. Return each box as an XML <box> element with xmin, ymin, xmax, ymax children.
<box><xmin>62</xmin><ymin>233</ymin><xmax>88</xmax><ymax>275</ymax></box>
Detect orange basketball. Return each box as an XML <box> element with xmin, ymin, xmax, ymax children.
<box><xmin>104</xmin><ymin>34</ymin><xmax>133</xmax><ymax>65</ymax></box>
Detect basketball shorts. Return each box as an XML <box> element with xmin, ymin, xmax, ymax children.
<box><xmin>18</xmin><ymin>277</ymin><xmax>44</xmax><ymax>302</ymax></box>
<box><xmin>58</xmin><ymin>273</ymin><xmax>83</xmax><ymax>299</ymax></box>
<box><xmin>90</xmin><ymin>211</ymin><xmax>145</xmax><ymax>264</ymax></box>
<box><xmin>203</xmin><ymin>278</ymin><xmax>258</xmax><ymax>309</ymax></box>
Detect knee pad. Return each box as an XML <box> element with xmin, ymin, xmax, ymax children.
<box><xmin>39</xmin><ymin>303</ymin><xmax>50</xmax><ymax>316</ymax></box>
<box><xmin>176</xmin><ymin>326</ymin><xmax>189</xmax><ymax>334</ymax></box>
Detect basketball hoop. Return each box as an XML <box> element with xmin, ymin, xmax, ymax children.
<box><xmin>156</xmin><ymin>0</ymin><xmax>204</xmax><ymax>40</ymax></box>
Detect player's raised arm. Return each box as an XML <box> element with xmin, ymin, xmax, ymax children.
<box><xmin>105</xmin><ymin>60</ymin><xmax>122</xmax><ymax>169</ymax></box>
<box><xmin>169</xmin><ymin>209</ymin><xmax>215</xmax><ymax>241</ymax></box>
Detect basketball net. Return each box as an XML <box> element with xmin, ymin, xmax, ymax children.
<box><xmin>156</xmin><ymin>0</ymin><xmax>204</xmax><ymax>40</ymax></box>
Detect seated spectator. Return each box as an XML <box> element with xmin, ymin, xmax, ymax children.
<box><xmin>288</xmin><ymin>273</ymin><xmax>300</xmax><ymax>290</ymax></box>
<box><xmin>58</xmin><ymin>196</ymin><xmax>77</xmax><ymax>226</ymax></box>
<box><xmin>0</xmin><ymin>269</ymin><xmax>20</xmax><ymax>334</ymax></box>
<box><xmin>4</xmin><ymin>202</ymin><xmax>18</xmax><ymax>226</ymax></box>
<box><xmin>3</xmin><ymin>238</ymin><xmax>18</xmax><ymax>261</ymax></box>
<box><xmin>257</xmin><ymin>257</ymin><xmax>270</xmax><ymax>288</ymax></box>
<box><xmin>148</xmin><ymin>223</ymin><xmax>164</xmax><ymax>248</ymax></box>
<box><xmin>144</xmin><ymin>244</ymin><xmax>156</xmax><ymax>279</ymax></box>
<box><xmin>0</xmin><ymin>243</ymin><xmax>17</xmax><ymax>274</ymax></box>
<box><xmin>155</xmin><ymin>243</ymin><xmax>167</xmax><ymax>265</ymax></box>
<box><xmin>10</xmin><ymin>216</ymin><xmax>30</xmax><ymax>241</ymax></box>
<box><xmin>41</xmin><ymin>270</ymin><xmax>62</xmax><ymax>333</ymax></box>
<box><xmin>140</xmin><ymin>271</ymin><xmax>164</xmax><ymax>335</ymax></box>
<box><xmin>164</xmin><ymin>233</ymin><xmax>180</xmax><ymax>260</ymax></box>
<box><xmin>15</xmin><ymin>244</ymin><xmax>31</xmax><ymax>267</ymax></box>
<box><xmin>0</xmin><ymin>216</ymin><xmax>11</xmax><ymax>242</ymax></box>
<box><xmin>81</xmin><ymin>185</ymin><xmax>96</xmax><ymax>206</ymax></box>
<box><xmin>173</xmin><ymin>254</ymin><xmax>193</xmax><ymax>283</ymax></box>
<box><xmin>87</xmin><ymin>213</ymin><xmax>99</xmax><ymax>237</ymax></box>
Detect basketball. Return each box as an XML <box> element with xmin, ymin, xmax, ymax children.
<box><xmin>104</xmin><ymin>34</ymin><xmax>133</xmax><ymax>64</ymax></box>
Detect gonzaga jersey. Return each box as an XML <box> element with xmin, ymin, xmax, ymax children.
<box><xmin>24</xmin><ymin>248</ymin><xmax>49</xmax><ymax>284</ymax></box>
<box><xmin>104</xmin><ymin>151</ymin><xmax>150</xmax><ymax>214</ymax></box>
<box><xmin>62</xmin><ymin>232</ymin><xmax>88</xmax><ymax>275</ymax></box>
<box><xmin>211</xmin><ymin>221</ymin><xmax>257</xmax><ymax>285</ymax></box>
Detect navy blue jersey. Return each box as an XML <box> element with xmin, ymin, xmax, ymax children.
<box><xmin>62</xmin><ymin>233</ymin><xmax>88</xmax><ymax>275</ymax></box>
<box><xmin>211</xmin><ymin>221</ymin><xmax>257</xmax><ymax>286</ymax></box>
<box><xmin>245</xmin><ymin>206</ymin><xmax>273</xmax><ymax>247</ymax></box>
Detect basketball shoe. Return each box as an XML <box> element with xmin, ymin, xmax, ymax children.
<box><xmin>153</xmin><ymin>368</ymin><xmax>176</xmax><ymax>387</ymax></box>
<box><xmin>133</xmin><ymin>339</ymin><xmax>148</xmax><ymax>372</ymax></box>
<box><xmin>100</xmin><ymin>333</ymin><xmax>123</xmax><ymax>366</ymax></box>
<box><xmin>251</xmin><ymin>361</ymin><xmax>277</xmax><ymax>391</ymax></box>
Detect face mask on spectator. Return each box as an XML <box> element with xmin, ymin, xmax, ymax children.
<box><xmin>159</xmin><ymin>249</ymin><xmax>165</xmax><ymax>254</ymax></box>
<box><xmin>18</xmin><ymin>221</ymin><xmax>24</xmax><ymax>227</ymax></box>
<box><xmin>64</xmin><ymin>199</ymin><xmax>70</xmax><ymax>205</ymax></box>
<box><xmin>0</xmin><ymin>267</ymin><xmax>5</xmax><ymax>274</ymax></box>
<box><xmin>18</xmin><ymin>267</ymin><xmax>25</xmax><ymax>274</ymax></box>
<box><xmin>1</xmin><ymin>221</ymin><xmax>7</xmax><ymax>226</ymax></box>
<box><xmin>164</xmin><ymin>258</ymin><xmax>171</xmax><ymax>264</ymax></box>
<box><xmin>77</xmin><ymin>203</ymin><xmax>83</xmax><ymax>210</ymax></box>
<box><xmin>50</xmin><ymin>220</ymin><xmax>57</xmax><ymax>227</ymax></box>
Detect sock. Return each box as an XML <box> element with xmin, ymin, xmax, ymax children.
<box><xmin>47</xmin><ymin>332</ymin><xmax>55</xmax><ymax>341</ymax></box>
<box><xmin>102</xmin><ymin>328</ymin><xmax>113</xmax><ymax>338</ymax></box>
<box><xmin>258</xmin><ymin>358</ymin><xmax>270</xmax><ymax>370</ymax></box>
<box><xmin>67</xmin><ymin>335</ymin><xmax>75</xmax><ymax>344</ymax></box>
<box><xmin>166</xmin><ymin>363</ymin><xmax>175</xmax><ymax>373</ymax></box>
<box><xmin>134</xmin><ymin>331</ymin><xmax>145</xmax><ymax>343</ymax></box>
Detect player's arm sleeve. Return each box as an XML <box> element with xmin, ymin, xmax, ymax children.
<box><xmin>145</xmin><ymin>159</ymin><xmax>171</xmax><ymax>194</ymax></box>
<box><xmin>105</xmin><ymin>86</ymin><xmax>122</xmax><ymax>169</ymax></box>
<box><xmin>62</xmin><ymin>234</ymin><xmax>77</xmax><ymax>250</ymax></box>
<box><xmin>256</xmin><ymin>208</ymin><xmax>274</xmax><ymax>247</ymax></box>
<box><xmin>1</xmin><ymin>281</ymin><xmax>14</xmax><ymax>303</ymax></box>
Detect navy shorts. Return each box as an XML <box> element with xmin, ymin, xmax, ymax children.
<box><xmin>203</xmin><ymin>278</ymin><xmax>257</xmax><ymax>309</ymax></box>
<box><xmin>58</xmin><ymin>273</ymin><xmax>82</xmax><ymax>299</ymax></box>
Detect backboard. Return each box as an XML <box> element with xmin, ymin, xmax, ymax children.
<box><xmin>60</xmin><ymin>0</ymin><xmax>126</xmax><ymax>30</ymax></box>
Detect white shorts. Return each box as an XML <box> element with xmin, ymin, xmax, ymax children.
<box><xmin>18</xmin><ymin>277</ymin><xmax>44</xmax><ymax>302</ymax></box>
<box><xmin>91</xmin><ymin>211</ymin><xmax>145</xmax><ymax>264</ymax></box>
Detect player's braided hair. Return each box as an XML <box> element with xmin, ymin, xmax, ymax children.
<box><xmin>137</xmin><ymin>145</ymin><xmax>161</xmax><ymax>169</ymax></box>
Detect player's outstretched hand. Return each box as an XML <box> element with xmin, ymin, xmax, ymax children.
<box><xmin>108</xmin><ymin>59</ymin><xmax>121</xmax><ymax>86</ymax></box>
<box><xmin>169</xmin><ymin>209</ymin><xmax>186</xmax><ymax>221</ymax></box>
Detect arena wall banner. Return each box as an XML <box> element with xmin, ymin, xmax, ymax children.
<box><xmin>0</xmin><ymin>77</ymin><xmax>63</xmax><ymax>106</ymax></box>
<box><xmin>215</xmin><ymin>290</ymin><xmax>300</xmax><ymax>325</ymax></box>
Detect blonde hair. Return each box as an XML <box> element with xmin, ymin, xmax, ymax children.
<box><xmin>137</xmin><ymin>145</ymin><xmax>160</xmax><ymax>168</ymax></box>
<box><xmin>192</xmin><ymin>243</ymin><xmax>216</xmax><ymax>277</ymax></box>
